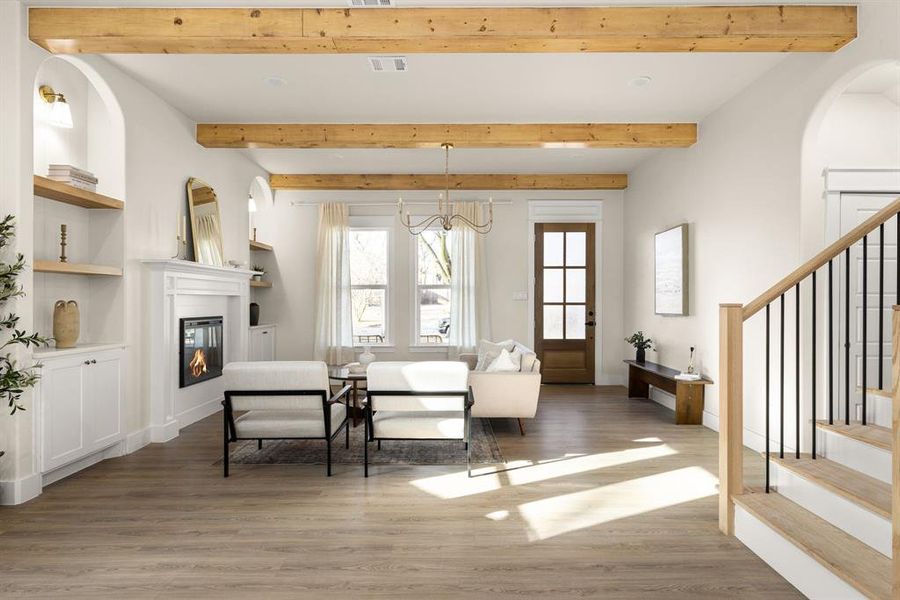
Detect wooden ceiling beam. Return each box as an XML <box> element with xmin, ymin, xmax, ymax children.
<box><xmin>29</xmin><ymin>6</ymin><xmax>857</xmax><ymax>54</ymax></box>
<box><xmin>198</xmin><ymin>123</ymin><xmax>697</xmax><ymax>149</ymax></box>
<box><xmin>269</xmin><ymin>173</ymin><xmax>627</xmax><ymax>191</ymax></box>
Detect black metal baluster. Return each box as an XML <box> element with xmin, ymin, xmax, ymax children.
<box><xmin>781</xmin><ymin>293</ymin><xmax>785</xmax><ymax>459</ymax></box>
<box><xmin>879</xmin><ymin>223</ymin><xmax>885</xmax><ymax>391</ymax></box>
<box><xmin>795</xmin><ymin>282</ymin><xmax>800</xmax><ymax>459</ymax></box>
<box><xmin>812</xmin><ymin>271</ymin><xmax>817</xmax><ymax>459</ymax></box>
<box><xmin>829</xmin><ymin>259</ymin><xmax>834</xmax><ymax>425</ymax></box>
<box><xmin>863</xmin><ymin>235</ymin><xmax>868</xmax><ymax>425</ymax></box>
<box><xmin>845</xmin><ymin>247</ymin><xmax>850</xmax><ymax>425</ymax></box>
<box><xmin>766</xmin><ymin>303</ymin><xmax>771</xmax><ymax>493</ymax></box>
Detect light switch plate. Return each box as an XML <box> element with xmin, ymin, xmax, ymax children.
<box><xmin>512</xmin><ymin>291</ymin><xmax>528</xmax><ymax>301</ymax></box>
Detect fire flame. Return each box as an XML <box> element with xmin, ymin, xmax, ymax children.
<box><xmin>189</xmin><ymin>349</ymin><xmax>208</xmax><ymax>378</ymax></box>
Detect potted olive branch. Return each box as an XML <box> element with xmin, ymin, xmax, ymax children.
<box><xmin>0</xmin><ymin>215</ymin><xmax>51</xmax><ymax>458</ymax></box>
<box><xmin>625</xmin><ymin>330</ymin><xmax>655</xmax><ymax>363</ymax></box>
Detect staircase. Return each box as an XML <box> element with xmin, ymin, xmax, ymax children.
<box><xmin>719</xmin><ymin>197</ymin><xmax>900</xmax><ymax>599</ymax></box>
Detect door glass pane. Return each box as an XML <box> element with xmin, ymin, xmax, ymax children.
<box><xmin>566</xmin><ymin>232</ymin><xmax>586</xmax><ymax>266</ymax></box>
<box><xmin>543</xmin><ymin>305</ymin><xmax>563</xmax><ymax>339</ymax></box>
<box><xmin>566</xmin><ymin>268</ymin><xmax>586</xmax><ymax>302</ymax></box>
<box><xmin>565</xmin><ymin>305</ymin><xmax>586</xmax><ymax>340</ymax></box>
<box><xmin>543</xmin><ymin>269</ymin><xmax>563</xmax><ymax>303</ymax></box>
<box><xmin>544</xmin><ymin>232</ymin><xmax>564</xmax><ymax>266</ymax></box>
<box><xmin>351</xmin><ymin>288</ymin><xmax>386</xmax><ymax>344</ymax></box>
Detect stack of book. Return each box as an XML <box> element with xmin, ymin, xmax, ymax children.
<box><xmin>47</xmin><ymin>165</ymin><xmax>98</xmax><ymax>192</ymax></box>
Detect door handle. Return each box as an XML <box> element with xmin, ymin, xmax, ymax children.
<box><xmin>585</xmin><ymin>321</ymin><xmax>596</xmax><ymax>327</ymax></box>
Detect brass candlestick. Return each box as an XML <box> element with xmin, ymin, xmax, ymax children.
<box><xmin>59</xmin><ymin>224</ymin><xmax>67</xmax><ymax>263</ymax></box>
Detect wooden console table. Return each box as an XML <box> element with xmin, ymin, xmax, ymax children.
<box><xmin>623</xmin><ymin>360</ymin><xmax>712</xmax><ymax>425</ymax></box>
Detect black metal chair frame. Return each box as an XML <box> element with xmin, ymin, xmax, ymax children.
<box><xmin>363</xmin><ymin>387</ymin><xmax>474</xmax><ymax>478</ymax></box>
<box><xmin>222</xmin><ymin>384</ymin><xmax>352</xmax><ymax>478</ymax></box>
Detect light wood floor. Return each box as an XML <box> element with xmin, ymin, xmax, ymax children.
<box><xmin>0</xmin><ymin>386</ymin><xmax>799</xmax><ymax>598</ymax></box>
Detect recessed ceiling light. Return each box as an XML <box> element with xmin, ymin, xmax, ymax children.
<box><xmin>264</xmin><ymin>76</ymin><xmax>287</xmax><ymax>88</ymax></box>
<box><xmin>628</xmin><ymin>76</ymin><xmax>653</xmax><ymax>88</ymax></box>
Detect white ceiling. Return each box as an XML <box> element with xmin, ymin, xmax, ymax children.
<box><xmin>104</xmin><ymin>51</ymin><xmax>785</xmax><ymax>174</ymax></box>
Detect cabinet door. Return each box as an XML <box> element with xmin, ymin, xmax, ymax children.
<box><xmin>248</xmin><ymin>329</ymin><xmax>262</xmax><ymax>361</ymax></box>
<box><xmin>41</xmin><ymin>356</ymin><xmax>88</xmax><ymax>472</ymax></box>
<box><xmin>86</xmin><ymin>351</ymin><xmax>123</xmax><ymax>449</ymax></box>
<box><xmin>260</xmin><ymin>328</ymin><xmax>276</xmax><ymax>361</ymax></box>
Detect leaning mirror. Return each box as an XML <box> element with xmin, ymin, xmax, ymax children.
<box><xmin>186</xmin><ymin>177</ymin><xmax>225</xmax><ymax>267</ymax></box>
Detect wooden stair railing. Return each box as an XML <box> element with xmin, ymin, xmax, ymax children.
<box><xmin>718</xmin><ymin>196</ymin><xmax>900</xmax><ymax>596</ymax></box>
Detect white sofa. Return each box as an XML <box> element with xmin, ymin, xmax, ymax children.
<box><xmin>460</xmin><ymin>340</ymin><xmax>541</xmax><ymax>435</ymax></box>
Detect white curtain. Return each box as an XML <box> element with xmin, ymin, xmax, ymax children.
<box><xmin>448</xmin><ymin>202</ymin><xmax>492</xmax><ymax>359</ymax></box>
<box><xmin>314</xmin><ymin>203</ymin><xmax>354</xmax><ymax>364</ymax></box>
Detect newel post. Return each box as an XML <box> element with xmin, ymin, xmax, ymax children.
<box><xmin>719</xmin><ymin>303</ymin><xmax>744</xmax><ymax>535</ymax></box>
<box><xmin>891</xmin><ymin>306</ymin><xmax>900</xmax><ymax>598</ymax></box>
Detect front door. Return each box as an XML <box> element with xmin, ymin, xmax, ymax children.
<box><xmin>534</xmin><ymin>223</ymin><xmax>596</xmax><ymax>384</ymax></box>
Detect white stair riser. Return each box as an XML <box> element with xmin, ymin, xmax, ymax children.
<box><xmin>771</xmin><ymin>462</ymin><xmax>890</xmax><ymax>556</ymax></box>
<box><xmin>817</xmin><ymin>429</ymin><xmax>891</xmax><ymax>483</ymax></box>
<box><xmin>735</xmin><ymin>507</ymin><xmax>867</xmax><ymax>600</ymax></box>
<box><xmin>857</xmin><ymin>393</ymin><xmax>891</xmax><ymax>429</ymax></box>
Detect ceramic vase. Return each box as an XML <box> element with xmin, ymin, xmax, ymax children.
<box><xmin>249</xmin><ymin>302</ymin><xmax>260</xmax><ymax>327</ymax></box>
<box><xmin>53</xmin><ymin>300</ymin><xmax>80</xmax><ymax>349</ymax></box>
<box><xmin>359</xmin><ymin>346</ymin><xmax>376</xmax><ymax>370</ymax></box>
<box><xmin>635</xmin><ymin>347</ymin><xmax>646</xmax><ymax>363</ymax></box>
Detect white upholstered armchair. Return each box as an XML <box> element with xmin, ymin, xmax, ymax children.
<box><xmin>364</xmin><ymin>361</ymin><xmax>473</xmax><ymax>477</ymax></box>
<box><xmin>222</xmin><ymin>361</ymin><xmax>352</xmax><ymax>477</ymax></box>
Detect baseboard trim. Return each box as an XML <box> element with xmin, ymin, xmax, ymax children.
<box><xmin>125</xmin><ymin>427</ymin><xmax>151</xmax><ymax>454</ymax></box>
<box><xmin>42</xmin><ymin>441</ymin><xmax>124</xmax><ymax>487</ymax></box>
<box><xmin>176</xmin><ymin>395</ymin><xmax>223</xmax><ymax>431</ymax></box>
<box><xmin>150</xmin><ymin>419</ymin><xmax>180</xmax><ymax>443</ymax></box>
<box><xmin>0</xmin><ymin>472</ymin><xmax>42</xmax><ymax>506</ymax></box>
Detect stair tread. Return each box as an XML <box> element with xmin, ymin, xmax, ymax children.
<box><xmin>816</xmin><ymin>420</ymin><xmax>892</xmax><ymax>451</ymax></box>
<box><xmin>857</xmin><ymin>386</ymin><xmax>892</xmax><ymax>399</ymax></box>
<box><xmin>734</xmin><ymin>489</ymin><xmax>890</xmax><ymax>600</ymax></box>
<box><xmin>769</xmin><ymin>454</ymin><xmax>890</xmax><ymax>518</ymax></box>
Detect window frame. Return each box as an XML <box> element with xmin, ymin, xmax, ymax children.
<box><xmin>410</xmin><ymin>228</ymin><xmax>452</xmax><ymax>348</ymax></box>
<box><xmin>348</xmin><ymin>217</ymin><xmax>393</xmax><ymax>348</ymax></box>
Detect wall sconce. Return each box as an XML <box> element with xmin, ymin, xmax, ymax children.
<box><xmin>247</xmin><ymin>194</ymin><xmax>258</xmax><ymax>213</ymax></box>
<box><xmin>39</xmin><ymin>85</ymin><xmax>73</xmax><ymax>129</ymax></box>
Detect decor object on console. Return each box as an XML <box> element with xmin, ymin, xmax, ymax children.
<box><xmin>397</xmin><ymin>143</ymin><xmax>493</xmax><ymax>235</ymax></box>
<box><xmin>222</xmin><ymin>361</ymin><xmax>352</xmax><ymax>477</ymax></box>
<box><xmin>250</xmin><ymin>264</ymin><xmax>265</xmax><ymax>281</ymax></box>
<box><xmin>249</xmin><ymin>302</ymin><xmax>260</xmax><ymax>327</ymax></box>
<box><xmin>625</xmin><ymin>330</ymin><xmax>655</xmax><ymax>363</ymax></box>
<box><xmin>186</xmin><ymin>177</ymin><xmax>225</xmax><ymax>267</ymax></box>
<box><xmin>58</xmin><ymin>223</ymin><xmax>67</xmax><ymax>262</ymax></box>
<box><xmin>364</xmin><ymin>361</ymin><xmax>472</xmax><ymax>477</ymax></box>
<box><xmin>38</xmin><ymin>85</ymin><xmax>73</xmax><ymax>129</ymax></box>
<box><xmin>655</xmin><ymin>223</ymin><xmax>689</xmax><ymax>316</ymax></box>
<box><xmin>460</xmin><ymin>339</ymin><xmax>541</xmax><ymax>435</ymax></box>
<box><xmin>52</xmin><ymin>300</ymin><xmax>79</xmax><ymax>349</ymax></box>
<box><xmin>0</xmin><ymin>215</ymin><xmax>50</xmax><ymax>419</ymax></box>
<box><xmin>676</xmin><ymin>346</ymin><xmax>701</xmax><ymax>381</ymax></box>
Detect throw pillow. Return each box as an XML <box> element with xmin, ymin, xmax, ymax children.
<box><xmin>487</xmin><ymin>348</ymin><xmax>521</xmax><ymax>373</ymax></box>
<box><xmin>475</xmin><ymin>339</ymin><xmax>515</xmax><ymax>371</ymax></box>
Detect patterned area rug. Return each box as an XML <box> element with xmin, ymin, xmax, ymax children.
<box><xmin>225</xmin><ymin>417</ymin><xmax>504</xmax><ymax>465</ymax></box>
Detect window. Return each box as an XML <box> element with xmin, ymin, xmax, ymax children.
<box><xmin>349</xmin><ymin>228</ymin><xmax>389</xmax><ymax>345</ymax></box>
<box><xmin>415</xmin><ymin>230</ymin><xmax>451</xmax><ymax>345</ymax></box>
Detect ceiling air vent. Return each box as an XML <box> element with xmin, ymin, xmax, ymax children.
<box><xmin>350</xmin><ymin>0</ymin><xmax>393</xmax><ymax>6</ymax></box>
<box><xmin>368</xmin><ymin>56</ymin><xmax>408</xmax><ymax>73</ymax></box>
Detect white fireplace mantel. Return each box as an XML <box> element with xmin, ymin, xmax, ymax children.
<box><xmin>142</xmin><ymin>259</ymin><xmax>254</xmax><ymax>443</ymax></box>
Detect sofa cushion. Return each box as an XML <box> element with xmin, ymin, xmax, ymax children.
<box><xmin>367</xmin><ymin>361</ymin><xmax>469</xmax><ymax>412</ymax></box>
<box><xmin>234</xmin><ymin>403</ymin><xmax>346</xmax><ymax>439</ymax></box>
<box><xmin>487</xmin><ymin>348</ymin><xmax>521</xmax><ymax>372</ymax></box>
<box><xmin>475</xmin><ymin>339</ymin><xmax>516</xmax><ymax>371</ymax></box>
<box><xmin>372</xmin><ymin>411</ymin><xmax>464</xmax><ymax>439</ymax></box>
<box><xmin>224</xmin><ymin>361</ymin><xmax>331</xmax><ymax>411</ymax></box>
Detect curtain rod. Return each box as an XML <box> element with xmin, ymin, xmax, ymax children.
<box><xmin>289</xmin><ymin>200</ymin><xmax>513</xmax><ymax>208</ymax></box>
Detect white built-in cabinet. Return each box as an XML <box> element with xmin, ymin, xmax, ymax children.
<box><xmin>248</xmin><ymin>324</ymin><xmax>276</xmax><ymax>361</ymax></box>
<box><xmin>37</xmin><ymin>345</ymin><xmax>124</xmax><ymax>473</ymax></box>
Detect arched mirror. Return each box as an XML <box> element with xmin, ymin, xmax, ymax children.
<box><xmin>187</xmin><ymin>177</ymin><xmax>225</xmax><ymax>267</ymax></box>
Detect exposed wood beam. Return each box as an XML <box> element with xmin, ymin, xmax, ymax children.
<box><xmin>270</xmin><ymin>173</ymin><xmax>627</xmax><ymax>191</ymax></box>
<box><xmin>28</xmin><ymin>6</ymin><xmax>857</xmax><ymax>54</ymax></box>
<box><xmin>198</xmin><ymin>123</ymin><xmax>697</xmax><ymax>149</ymax></box>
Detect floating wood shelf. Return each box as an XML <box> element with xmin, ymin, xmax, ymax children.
<box><xmin>34</xmin><ymin>260</ymin><xmax>123</xmax><ymax>277</ymax></box>
<box><xmin>249</xmin><ymin>240</ymin><xmax>273</xmax><ymax>252</ymax></box>
<box><xmin>250</xmin><ymin>279</ymin><xmax>272</xmax><ymax>288</ymax></box>
<box><xmin>33</xmin><ymin>175</ymin><xmax>124</xmax><ymax>210</ymax></box>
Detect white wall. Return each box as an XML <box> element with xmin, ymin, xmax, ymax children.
<box><xmin>819</xmin><ymin>93</ymin><xmax>900</xmax><ymax>169</ymax></box>
<box><xmin>623</xmin><ymin>0</ymin><xmax>900</xmax><ymax>451</ymax></box>
<box><xmin>253</xmin><ymin>190</ymin><xmax>625</xmax><ymax>385</ymax></box>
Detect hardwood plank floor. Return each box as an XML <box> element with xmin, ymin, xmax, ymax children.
<box><xmin>0</xmin><ymin>385</ymin><xmax>799</xmax><ymax>598</ymax></box>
